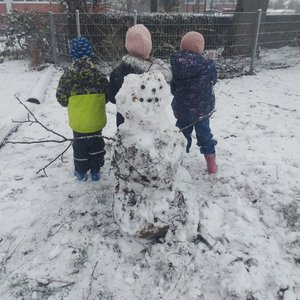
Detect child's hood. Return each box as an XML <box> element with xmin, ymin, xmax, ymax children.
<box><xmin>122</xmin><ymin>54</ymin><xmax>172</xmax><ymax>82</ymax></box>
<box><xmin>170</xmin><ymin>51</ymin><xmax>206</xmax><ymax>80</ymax></box>
<box><xmin>122</xmin><ymin>54</ymin><xmax>153</xmax><ymax>73</ymax></box>
<box><xmin>70</xmin><ymin>57</ymin><xmax>97</xmax><ymax>78</ymax></box>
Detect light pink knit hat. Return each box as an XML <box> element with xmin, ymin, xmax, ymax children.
<box><xmin>180</xmin><ymin>31</ymin><xmax>205</xmax><ymax>54</ymax></box>
<box><xmin>125</xmin><ymin>24</ymin><xmax>152</xmax><ymax>59</ymax></box>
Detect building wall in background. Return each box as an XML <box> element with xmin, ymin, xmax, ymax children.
<box><xmin>0</xmin><ymin>1</ymin><xmax>61</xmax><ymax>13</ymax></box>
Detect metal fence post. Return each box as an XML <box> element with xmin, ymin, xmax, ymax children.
<box><xmin>249</xmin><ymin>9</ymin><xmax>262</xmax><ymax>74</ymax></box>
<box><xmin>134</xmin><ymin>10</ymin><xmax>137</xmax><ymax>25</ymax></box>
<box><xmin>76</xmin><ymin>10</ymin><xmax>81</xmax><ymax>37</ymax></box>
<box><xmin>49</xmin><ymin>11</ymin><xmax>58</xmax><ymax>64</ymax></box>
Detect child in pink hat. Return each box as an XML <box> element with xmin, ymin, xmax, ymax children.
<box><xmin>107</xmin><ymin>24</ymin><xmax>171</xmax><ymax>127</ymax></box>
<box><xmin>170</xmin><ymin>31</ymin><xmax>218</xmax><ymax>174</ymax></box>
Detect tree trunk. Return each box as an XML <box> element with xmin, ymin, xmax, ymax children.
<box><xmin>162</xmin><ymin>0</ymin><xmax>179</xmax><ymax>12</ymax></box>
<box><xmin>150</xmin><ymin>0</ymin><xmax>158</xmax><ymax>12</ymax></box>
<box><xmin>223</xmin><ymin>0</ymin><xmax>269</xmax><ymax>57</ymax></box>
<box><xmin>235</xmin><ymin>0</ymin><xmax>269</xmax><ymax>12</ymax></box>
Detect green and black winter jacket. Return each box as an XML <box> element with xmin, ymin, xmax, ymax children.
<box><xmin>56</xmin><ymin>57</ymin><xmax>108</xmax><ymax>133</ymax></box>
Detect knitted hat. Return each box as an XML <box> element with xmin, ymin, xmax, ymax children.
<box><xmin>125</xmin><ymin>24</ymin><xmax>152</xmax><ymax>59</ymax></box>
<box><xmin>180</xmin><ymin>31</ymin><xmax>205</xmax><ymax>55</ymax></box>
<box><xmin>69</xmin><ymin>36</ymin><xmax>94</xmax><ymax>60</ymax></box>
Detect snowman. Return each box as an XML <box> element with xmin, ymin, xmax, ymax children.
<box><xmin>111</xmin><ymin>70</ymin><xmax>199</xmax><ymax>240</ymax></box>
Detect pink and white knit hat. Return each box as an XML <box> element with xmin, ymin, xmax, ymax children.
<box><xmin>125</xmin><ymin>24</ymin><xmax>152</xmax><ymax>59</ymax></box>
<box><xmin>180</xmin><ymin>31</ymin><xmax>205</xmax><ymax>54</ymax></box>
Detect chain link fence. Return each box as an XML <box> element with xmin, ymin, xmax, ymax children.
<box><xmin>1</xmin><ymin>11</ymin><xmax>300</xmax><ymax>77</ymax></box>
<box><xmin>49</xmin><ymin>11</ymin><xmax>300</xmax><ymax>77</ymax></box>
<box><xmin>257</xmin><ymin>13</ymin><xmax>300</xmax><ymax>69</ymax></box>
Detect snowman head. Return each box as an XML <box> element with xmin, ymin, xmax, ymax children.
<box><xmin>116</xmin><ymin>71</ymin><xmax>172</xmax><ymax>129</ymax></box>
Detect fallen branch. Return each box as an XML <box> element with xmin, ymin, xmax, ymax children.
<box><xmin>178</xmin><ymin>110</ymin><xmax>216</xmax><ymax>132</ymax></box>
<box><xmin>6</xmin><ymin>134</ymin><xmax>116</xmax><ymax>145</ymax></box>
<box><xmin>85</xmin><ymin>261</ymin><xmax>99</xmax><ymax>300</ymax></box>
<box><xmin>36</xmin><ymin>142</ymin><xmax>72</xmax><ymax>176</ymax></box>
<box><xmin>32</xmin><ymin>278</ymin><xmax>75</xmax><ymax>294</ymax></box>
<box><xmin>2</xmin><ymin>236</ymin><xmax>24</xmax><ymax>265</ymax></box>
<box><xmin>257</xmin><ymin>101</ymin><xmax>297</xmax><ymax>112</ymax></box>
<box><xmin>7</xmin><ymin>95</ymin><xmax>117</xmax><ymax>144</ymax></box>
<box><xmin>14</xmin><ymin>94</ymin><xmax>66</xmax><ymax>140</ymax></box>
<box><xmin>4</xmin><ymin>96</ymin><xmax>117</xmax><ymax>176</ymax></box>
<box><xmin>164</xmin><ymin>254</ymin><xmax>196</xmax><ymax>299</ymax></box>
<box><xmin>5</xmin><ymin>259</ymin><xmax>31</xmax><ymax>279</ymax></box>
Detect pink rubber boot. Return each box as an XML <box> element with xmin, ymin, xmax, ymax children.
<box><xmin>204</xmin><ymin>154</ymin><xmax>218</xmax><ymax>174</ymax></box>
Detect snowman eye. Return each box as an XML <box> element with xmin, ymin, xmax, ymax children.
<box><xmin>147</xmin><ymin>98</ymin><xmax>152</xmax><ymax>103</ymax></box>
<box><xmin>155</xmin><ymin>97</ymin><xmax>159</xmax><ymax>102</ymax></box>
<box><xmin>140</xmin><ymin>98</ymin><xmax>144</xmax><ymax>102</ymax></box>
<box><xmin>141</xmin><ymin>85</ymin><xmax>145</xmax><ymax>89</ymax></box>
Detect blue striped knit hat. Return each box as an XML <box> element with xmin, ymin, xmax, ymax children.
<box><xmin>69</xmin><ymin>37</ymin><xmax>94</xmax><ymax>60</ymax></box>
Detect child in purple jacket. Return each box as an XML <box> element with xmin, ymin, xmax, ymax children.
<box><xmin>170</xmin><ymin>31</ymin><xmax>218</xmax><ymax>174</ymax></box>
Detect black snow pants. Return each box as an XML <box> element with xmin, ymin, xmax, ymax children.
<box><xmin>72</xmin><ymin>130</ymin><xmax>106</xmax><ymax>174</ymax></box>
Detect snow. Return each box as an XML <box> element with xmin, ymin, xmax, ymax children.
<box><xmin>0</xmin><ymin>57</ymin><xmax>300</xmax><ymax>299</ymax></box>
<box><xmin>0</xmin><ymin>61</ymin><xmax>54</xmax><ymax>144</ymax></box>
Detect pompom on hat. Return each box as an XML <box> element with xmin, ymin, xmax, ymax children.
<box><xmin>180</xmin><ymin>31</ymin><xmax>205</xmax><ymax>55</ymax></box>
<box><xmin>125</xmin><ymin>24</ymin><xmax>152</xmax><ymax>59</ymax></box>
<box><xmin>69</xmin><ymin>36</ymin><xmax>94</xmax><ymax>60</ymax></box>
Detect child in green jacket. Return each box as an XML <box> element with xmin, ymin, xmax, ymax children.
<box><xmin>56</xmin><ymin>37</ymin><xmax>108</xmax><ymax>181</ymax></box>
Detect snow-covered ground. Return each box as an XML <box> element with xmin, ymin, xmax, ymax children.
<box><xmin>0</xmin><ymin>58</ymin><xmax>299</xmax><ymax>300</ymax></box>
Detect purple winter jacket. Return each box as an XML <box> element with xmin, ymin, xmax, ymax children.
<box><xmin>170</xmin><ymin>51</ymin><xmax>217</xmax><ymax>123</ymax></box>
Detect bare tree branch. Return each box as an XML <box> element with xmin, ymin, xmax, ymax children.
<box><xmin>15</xmin><ymin>94</ymin><xmax>66</xmax><ymax>140</ymax></box>
<box><xmin>178</xmin><ymin>110</ymin><xmax>216</xmax><ymax>132</ymax></box>
<box><xmin>6</xmin><ymin>95</ymin><xmax>116</xmax><ymax>145</ymax></box>
<box><xmin>5</xmin><ymin>96</ymin><xmax>118</xmax><ymax>176</ymax></box>
<box><xmin>36</xmin><ymin>141</ymin><xmax>73</xmax><ymax>177</ymax></box>
<box><xmin>6</xmin><ymin>135</ymin><xmax>116</xmax><ymax>145</ymax></box>
<box><xmin>85</xmin><ymin>261</ymin><xmax>99</xmax><ymax>300</ymax></box>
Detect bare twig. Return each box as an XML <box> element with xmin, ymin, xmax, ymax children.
<box><xmin>178</xmin><ymin>110</ymin><xmax>216</xmax><ymax>132</ymax></box>
<box><xmin>47</xmin><ymin>223</ymin><xmax>65</xmax><ymax>238</ymax></box>
<box><xmin>32</xmin><ymin>279</ymin><xmax>75</xmax><ymax>293</ymax></box>
<box><xmin>12</xmin><ymin>117</ymin><xmax>35</xmax><ymax>125</ymax></box>
<box><xmin>85</xmin><ymin>261</ymin><xmax>99</xmax><ymax>300</ymax></box>
<box><xmin>165</xmin><ymin>254</ymin><xmax>196</xmax><ymax>299</ymax></box>
<box><xmin>36</xmin><ymin>141</ymin><xmax>72</xmax><ymax>177</ymax></box>
<box><xmin>14</xmin><ymin>94</ymin><xmax>66</xmax><ymax>140</ymax></box>
<box><xmin>8</xmin><ymin>95</ymin><xmax>116</xmax><ymax>144</ymax></box>
<box><xmin>257</xmin><ymin>101</ymin><xmax>297</xmax><ymax>112</ymax></box>
<box><xmin>6</xmin><ymin>134</ymin><xmax>116</xmax><ymax>145</ymax></box>
<box><xmin>2</xmin><ymin>236</ymin><xmax>24</xmax><ymax>265</ymax></box>
<box><xmin>103</xmin><ymin>229</ymin><xmax>119</xmax><ymax>237</ymax></box>
<box><xmin>5</xmin><ymin>96</ymin><xmax>118</xmax><ymax>175</ymax></box>
<box><xmin>7</xmin><ymin>139</ymin><xmax>68</xmax><ymax>144</ymax></box>
<box><xmin>6</xmin><ymin>259</ymin><xmax>31</xmax><ymax>279</ymax></box>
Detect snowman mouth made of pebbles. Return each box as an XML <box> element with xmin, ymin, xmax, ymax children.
<box><xmin>112</xmin><ymin>71</ymin><xmax>199</xmax><ymax>241</ymax></box>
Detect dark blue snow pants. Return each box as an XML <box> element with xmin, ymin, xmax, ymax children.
<box><xmin>176</xmin><ymin>119</ymin><xmax>217</xmax><ymax>154</ymax></box>
<box><xmin>72</xmin><ymin>130</ymin><xmax>106</xmax><ymax>174</ymax></box>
